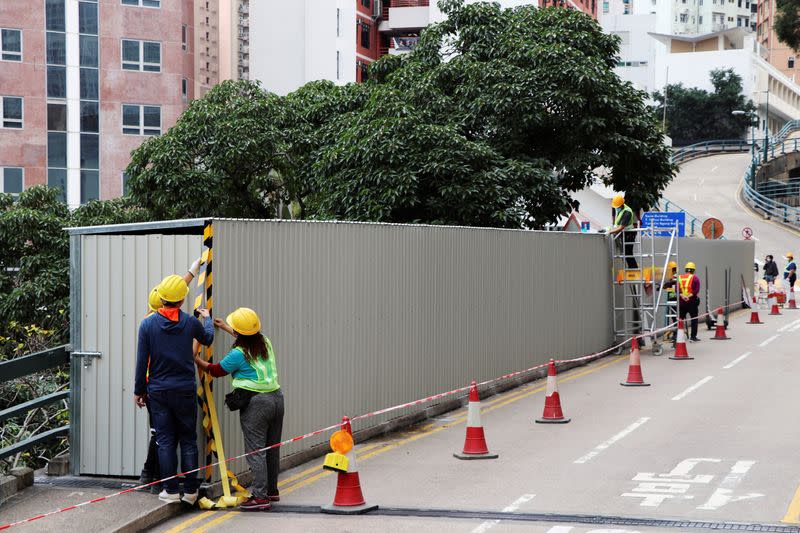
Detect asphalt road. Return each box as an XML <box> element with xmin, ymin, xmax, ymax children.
<box><xmin>152</xmin><ymin>308</ymin><xmax>800</xmax><ymax>533</ymax></box>
<box><xmin>662</xmin><ymin>152</ymin><xmax>800</xmax><ymax>260</ymax></box>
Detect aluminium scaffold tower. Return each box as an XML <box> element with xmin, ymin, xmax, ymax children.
<box><xmin>610</xmin><ymin>222</ymin><xmax>680</xmax><ymax>356</ymax></box>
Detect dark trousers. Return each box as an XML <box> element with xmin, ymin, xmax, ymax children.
<box><xmin>149</xmin><ymin>389</ymin><xmax>199</xmax><ymax>494</ymax></box>
<box><xmin>678</xmin><ymin>298</ymin><xmax>699</xmax><ymax>339</ymax></box>
<box><xmin>240</xmin><ymin>390</ymin><xmax>284</xmax><ymax>498</ymax></box>
<box><xmin>142</xmin><ymin>401</ymin><xmax>160</xmax><ymax>476</ymax></box>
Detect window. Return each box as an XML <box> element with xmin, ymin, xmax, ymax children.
<box><xmin>47</xmin><ymin>103</ymin><xmax>67</xmax><ymax>131</ymax></box>
<box><xmin>362</xmin><ymin>0</ymin><xmax>371</xmax><ymax>7</ymax></box>
<box><xmin>359</xmin><ymin>61</ymin><xmax>368</xmax><ymax>82</ymax></box>
<box><xmin>181</xmin><ymin>78</ymin><xmax>188</xmax><ymax>101</ymax></box>
<box><xmin>790</xmin><ymin>57</ymin><xmax>796</xmax><ymax>68</ymax></box>
<box><xmin>603</xmin><ymin>1</ymin><xmax>609</xmax><ymax>12</ymax></box>
<box><xmin>1</xmin><ymin>96</ymin><xmax>22</xmax><ymax>128</ymax></box>
<box><xmin>79</xmin><ymin>2</ymin><xmax>98</xmax><ymax>34</ymax></box>
<box><xmin>336</xmin><ymin>51</ymin><xmax>340</xmax><ymax>80</ymax></box>
<box><xmin>47</xmin><ymin>66</ymin><xmax>66</xmax><ymax>98</ymax></box>
<box><xmin>1</xmin><ymin>29</ymin><xmax>22</xmax><ymax>61</ymax></box>
<box><xmin>46</xmin><ymin>0</ymin><xmax>66</xmax><ymax>32</ymax></box>
<box><xmin>47</xmin><ymin>169</ymin><xmax>66</xmax><ymax>202</ymax></box>
<box><xmin>122</xmin><ymin>104</ymin><xmax>161</xmax><ymax>135</ymax></box>
<box><xmin>80</xmin><ymin>170</ymin><xmax>99</xmax><ymax>203</ymax></box>
<box><xmin>79</xmin><ymin>35</ymin><xmax>98</xmax><ymax>67</ymax></box>
<box><xmin>360</xmin><ymin>22</ymin><xmax>370</xmax><ymax>48</ymax></box>
<box><xmin>80</xmin><ymin>68</ymin><xmax>98</xmax><ymax>99</ymax></box>
<box><xmin>182</xmin><ymin>25</ymin><xmax>188</xmax><ymax>51</ymax></box>
<box><xmin>1</xmin><ymin>168</ymin><xmax>23</xmax><ymax>198</ymax></box>
<box><xmin>728</xmin><ymin>16</ymin><xmax>734</xmax><ymax>21</ymax></box>
<box><xmin>680</xmin><ymin>13</ymin><xmax>688</xmax><ymax>21</ymax></box>
<box><xmin>80</xmin><ymin>101</ymin><xmax>99</xmax><ymax>132</ymax></box>
<box><xmin>122</xmin><ymin>0</ymin><xmax>160</xmax><ymax>7</ymax></box>
<box><xmin>46</xmin><ymin>32</ymin><xmax>66</xmax><ymax>65</ymax></box>
<box><xmin>80</xmin><ymin>134</ymin><xmax>98</xmax><ymax>169</ymax></box>
<box><xmin>121</xmin><ymin>39</ymin><xmax>161</xmax><ymax>72</ymax></box>
<box><xmin>48</xmin><ymin>132</ymin><xmax>67</xmax><ymax>167</ymax></box>
<box><xmin>699</xmin><ymin>15</ymin><xmax>703</xmax><ymax>23</ymax></box>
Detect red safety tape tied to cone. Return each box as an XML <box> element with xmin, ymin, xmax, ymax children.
<box><xmin>0</xmin><ymin>300</ymin><xmax>745</xmax><ymax>530</ymax></box>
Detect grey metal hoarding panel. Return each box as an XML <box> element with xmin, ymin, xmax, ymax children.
<box><xmin>211</xmin><ymin>220</ymin><xmax>614</xmax><ymax>469</ymax></box>
<box><xmin>78</xmin><ymin>234</ymin><xmax>201</xmax><ymax>476</ymax></box>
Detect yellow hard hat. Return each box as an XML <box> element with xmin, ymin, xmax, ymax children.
<box><xmin>148</xmin><ymin>286</ymin><xmax>163</xmax><ymax>312</ymax></box>
<box><xmin>157</xmin><ymin>275</ymin><xmax>189</xmax><ymax>303</ymax></box>
<box><xmin>611</xmin><ymin>195</ymin><xmax>625</xmax><ymax>208</ymax></box>
<box><xmin>667</xmin><ymin>261</ymin><xmax>678</xmax><ymax>270</ymax></box>
<box><xmin>684</xmin><ymin>261</ymin><xmax>696</xmax><ymax>271</ymax></box>
<box><xmin>787</xmin><ymin>252</ymin><xmax>794</xmax><ymax>260</ymax></box>
<box><xmin>226</xmin><ymin>307</ymin><xmax>261</xmax><ymax>336</ymax></box>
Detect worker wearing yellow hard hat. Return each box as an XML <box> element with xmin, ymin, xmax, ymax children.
<box><xmin>138</xmin><ymin>257</ymin><xmax>203</xmax><ymax>494</ymax></box>
<box><xmin>661</xmin><ymin>262</ymin><xmax>701</xmax><ymax>342</ymax></box>
<box><xmin>784</xmin><ymin>253</ymin><xmax>797</xmax><ymax>290</ymax></box>
<box><xmin>195</xmin><ymin>307</ymin><xmax>283</xmax><ymax>512</ymax></box>
<box><xmin>134</xmin><ymin>273</ymin><xmax>214</xmax><ymax>506</ymax></box>
<box><xmin>607</xmin><ymin>195</ymin><xmax>638</xmax><ymax>269</ymax></box>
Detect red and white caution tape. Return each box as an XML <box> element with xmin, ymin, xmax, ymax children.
<box><xmin>0</xmin><ymin>300</ymin><xmax>744</xmax><ymax>530</ymax></box>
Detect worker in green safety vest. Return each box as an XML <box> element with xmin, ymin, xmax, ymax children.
<box><xmin>607</xmin><ymin>195</ymin><xmax>638</xmax><ymax>268</ymax></box>
<box><xmin>194</xmin><ymin>307</ymin><xmax>284</xmax><ymax>512</ymax></box>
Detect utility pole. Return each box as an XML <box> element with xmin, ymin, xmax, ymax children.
<box><xmin>662</xmin><ymin>66</ymin><xmax>669</xmax><ymax>130</ymax></box>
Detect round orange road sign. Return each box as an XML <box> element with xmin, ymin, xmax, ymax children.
<box><xmin>702</xmin><ymin>218</ymin><xmax>724</xmax><ymax>239</ymax></box>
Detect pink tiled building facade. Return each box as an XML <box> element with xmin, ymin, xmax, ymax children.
<box><xmin>0</xmin><ymin>0</ymin><xmax>194</xmax><ymax>206</ymax></box>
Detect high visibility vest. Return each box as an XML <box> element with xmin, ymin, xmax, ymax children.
<box><xmin>666</xmin><ymin>275</ymin><xmax>677</xmax><ymax>298</ymax></box>
<box><xmin>614</xmin><ymin>204</ymin><xmax>635</xmax><ymax>229</ymax></box>
<box><xmin>231</xmin><ymin>336</ymin><xmax>281</xmax><ymax>393</ymax></box>
<box><xmin>678</xmin><ymin>273</ymin><xmax>696</xmax><ymax>298</ymax></box>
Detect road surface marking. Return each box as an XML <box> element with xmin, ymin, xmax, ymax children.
<box><xmin>164</xmin><ymin>511</ymin><xmax>215</xmax><ymax>533</ymax></box>
<box><xmin>697</xmin><ymin>461</ymin><xmax>762</xmax><ymax>510</ymax></box>
<box><xmin>782</xmin><ymin>485</ymin><xmax>800</xmax><ymax>523</ymax></box>
<box><xmin>723</xmin><ymin>352</ymin><xmax>752</xmax><ymax>369</ymax></box>
<box><xmin>573</xmin><ymin>418</ymin><xmax>650</xmax><ymax>464</ymax></box>
<box><xmin>758</xmin><ymin>335</ymin><xmax>780</xmax><ymax>347</ymax></box>
<box><xmin>778</xmin><ymin>319</ymin><xmax>800</xmax><ymax>332</ymax></box>
<box><xmin>791</xmin><ymin>322</ymin><xmax>800</xmax><ymax>332</ymax></box>
<box><xmin>471</xmin><ymin>494</ymin><xmax>535</xmax><ymax>533</ymax></box>
<box><xmin>710</xmin><ymin>166</ymin><xmax>718</xmax><ymax>173</ymax></box>
<box><xmin>693</xmin><ymin>194</ymin><xmax>697</xmax><ymax>201</ymax></box>
<box><xmin>191</xmin><ymin>511</ymin><xmax>239</xmax><ymax>533</ymax></box>
<box><xmin>624</xmin><ymin>458</ymin><xmax>719</xmax><ymax>507</ymax></box>
<box><xmin>671</xmin><ymin>376</ymin><xmax>713</xmax><ymax>401</ymax></box>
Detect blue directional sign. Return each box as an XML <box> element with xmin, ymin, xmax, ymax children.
<box><xmin>641</xmin><ymin>212</ymin><xmax>686</xmax><ymax>237</ymax></box>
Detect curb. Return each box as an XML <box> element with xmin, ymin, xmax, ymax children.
<box><xmin>113</xmin><ymin>501</ymin><xmax>186</xmax><ymax>533</ymax></box>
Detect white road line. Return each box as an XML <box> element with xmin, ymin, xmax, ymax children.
<box><xmin>791</xmin><ymin>322</ymin><xmax>800</xmax><ymax>332</ymax></box>
<box><xmin>723</xmin><ymin>352</ymin><xmax>752</xmax><ymax>369</ymax></box>
<box><xmin>545</xmin><ymin>528</ymin><xmax>574</xmax><ymax>533</ymax></box>
<box><xmin>573</xmin><ymin>418</ymin><xmax>651</xmax><ymax>464</ymax></box>
<box><xmin>697</xmin><ymin>460</ymin><xmax>762</xmax><ymax>510</ymax></box>
<box><xmin>778</xmin><ymin>319</ymin><xmax>800</xmax><ymax>332</ymax></box>
<box><xmin>710</xmin><ymin>166</ymin><xmax>718</xmax><ymax>173</ymax></box>
<box><xmin>470</xmin><ymin>494</ymin><xmax>535</xmax><ymax>533</ymax></box>
<box><xmin>671</xmin><ymin>376</ymin><xmax>714</xmax><ymax>401</ymax></box>
<box><xmin>758</xmin><ymin>335</ymin><xmax>780</xmax><ymax>347</ymax></box>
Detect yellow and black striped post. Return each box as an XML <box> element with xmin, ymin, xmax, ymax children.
<box><xmin>194</xmin><ymin>221</ymin><xmax>248</xmax><ymax>506</ymax></box>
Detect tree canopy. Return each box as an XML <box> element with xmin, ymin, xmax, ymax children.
<box><xmin>775</xmin><ymin>0</ymin><xmax>800</xmax><ymax>51</ymax></box>
<box><xmin>652</xmin><ymin>68</ymin><xmax>756</xmax><ymax>147</ymax></box>
<box><xmin>126</xmin><ymin>0</ymin><xmax>674</xmax><ymax>225</ymax></box>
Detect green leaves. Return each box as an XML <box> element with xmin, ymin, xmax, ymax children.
<box><xmin>775</xmin><ymin>0</ymin><xmax>800</xmax><ymax>51</ymax></box>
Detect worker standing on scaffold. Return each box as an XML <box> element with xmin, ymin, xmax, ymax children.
<box><xmin>663</xmin><ymin>262</ymin><xmax>701</xmax><ymax>342</ymax></box>
<box><xmin>607</xmin><ymin>195</ymin><xmax>638</xmax><ymax>269</ymax></box>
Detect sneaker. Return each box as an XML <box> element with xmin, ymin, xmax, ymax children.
<box><xmin>181</xmin><ymin>491</ymin><xmax>199</xmax><ymax>505</ymax></box>
<box><xmin>158</xmin><ymin>490</ymin><xmax>181</xmax><ymax>503</ymax></box>
<box><xmin>689</xmin><ymin>337</ymin><xmax>701</xmax><ymax>342</ymax></box>
<box><xmin>138</xmin><ymin>471</ymin><xmax>156</xmax><ymax>491</ymax></box>
<box><xmin>239</xmin><ymin>497</ymin><xmax>271</xmax><ymax>511</ymax></box>
<box><xmin>267</xmin><ymin>494</ymin><xmax>280</xmax><ymax>502</ymax></box>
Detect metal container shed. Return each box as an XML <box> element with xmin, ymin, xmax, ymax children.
<box><xmin>67</xmin><ymin>218</ymin><xmax>615</xmax><ymax>478</ymax></box>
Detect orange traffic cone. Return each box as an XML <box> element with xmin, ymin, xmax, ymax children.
<box><xmin>535</xmin><ymin>359</ymin><xmax>570</xmax><ymax>424</ymax></box>
<box><xmin>788</xmin><ymin>286</ymin><xmax>798</xmax><ymax>310</ymax></box>
<box><xmin>321</xmin><ymin>417</ymin><xmax>378</xmax><ymax>515</ymax></box>
<box><xmin>710</xmin><ymin>308</ymin><xmax>730</xmax><ymax>340</ymax></box>
<box><xmin>769</xmin><ymin>285</ymin><xmax>782</xmax><ymax>315</ymax></box>
<box><xmin>620</xmin><ymin>337</ymin><xmax>650</xmax><ymax>387</ymax></box>
<box><xmin>454</xmin><ymin>381</ymin><xmax>498</xmax><ymax>460</ymax></box>
<box><xmin>747</xmin><ymin>295</ymin><xmax>763</xmax><ymax>324</ymax></box>
<box><xmin>670</xmin><ymin>319</ymin><xmax>694</xmax><ymax>360</ymax></box>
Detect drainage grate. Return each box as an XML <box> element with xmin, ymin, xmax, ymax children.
<box><xmin>269</xmin><ymin>505</ymin><xmax>800</xmax><ymax>532</ymax></box>
<box><xmin>34</xmin><ymin>476</ymin><xmax>140</xmax><ymax>491</ymax></box>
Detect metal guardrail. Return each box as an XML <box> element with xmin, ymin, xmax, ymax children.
<box><xmin>0</xmin><ymin>345</ymin><xmax>70</xmax><ymax>460</ymax></box>
<box><xmin>671</xmin><ymin>139</ymin><xmax>752</xmax><ymax>166</ymax></box>
<box><xmin>743</xmin><ymin>138</ymin><xmax>800</xmax><ymax>228</ymax></box>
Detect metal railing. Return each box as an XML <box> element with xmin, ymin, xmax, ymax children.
<box><xmin>654</xmin><ymin>197</ymin><xmax>700</xmax><ymax>236</ymax></box>
<box><xmin>671</xmin><ymin>139</ymin><xmax>751</xmax><ymax>166</ymax></box>
<box><xmin>743</xmin><ymin>138</ymin><xmax>800</xmax><ymax>227</ymax></box>
<box><xmin>0</xmin><ymin>345</ymin><xmax>70</xmax><ymax>460</ymax></box>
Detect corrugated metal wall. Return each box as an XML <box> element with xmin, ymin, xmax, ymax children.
<box><xmin>78</xmin><ymin>234</ymin><xmax>201</xmax><ymax>476</ymax></box>
<box><xmin>210</xmin><ymin>220</ymin><xmax>614</xmax><ymax>474</ymax></box>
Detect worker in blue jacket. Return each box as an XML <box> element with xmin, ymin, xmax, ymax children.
<box><xmin>134</xmin><ymin>274</ymin><xmax>214</xmax><ymax>505</ymax></box>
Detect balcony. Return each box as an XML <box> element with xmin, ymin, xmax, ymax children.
<box><xmin>388</xmin><ymin>35</ymin><xmax>419</xmax><ymax>54</ymax></box>
<box><xmin>380</xmin><ymin>0</ymin><xmax>430</xmax><ymax>31</ymax></box>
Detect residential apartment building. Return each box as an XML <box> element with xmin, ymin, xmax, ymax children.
<box><xmin>756</xmin><ymin>0</ymin><xmax>799</xmax><ymax>83</ymax></box>
<box><xmin>0</xmin><ymin>0</ymin><xmax>196</xmax><ymax>206</ymax></box>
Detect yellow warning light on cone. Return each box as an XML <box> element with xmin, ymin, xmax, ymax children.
<box><xmin>322</xmin><ymin>429</ymin><xmax>354</xmax><ymax>473</ymax></box>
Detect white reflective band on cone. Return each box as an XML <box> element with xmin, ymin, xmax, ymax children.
<box><xmin>467</xmin><ymin>399</ymin><xmax>481</xmax><ymax>427</ymax></box>
<box><xmin>677</xmin><ymin>325</ymin><xmax>686</xmax><ymax>342</ymax></box>
<box><xmin>545</xmin><ymin>374</ymin><xmax>556</xmax><ymax>396</ymax></box>
<box><xmin>345</xmin><ymin>449</ymin><xmax>358</xmax><ymax>473</ymax></box>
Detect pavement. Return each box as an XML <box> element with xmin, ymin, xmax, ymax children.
<box><xmin>145</xmin><ymin>307</ymin><xmax>800</xmax><ymax>533</ymax></box>
<box><xmin>662</xmin><ymin>152</ymin><xmax>800</xmax><ymax>258</ymax></box>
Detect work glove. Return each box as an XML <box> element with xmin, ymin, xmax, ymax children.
<box><xmin>188</xmin><ymin>256</ymin><xmax>203</xmax><ymax>278</ymax></box>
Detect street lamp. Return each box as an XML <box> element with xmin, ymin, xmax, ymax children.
<box><xmin>733</xmin><ymin>109</ymin><xmax>758</xmax><ymax>188</ymax></box>
<box><xmin>751</xmin><ymin>89</ymin><xmax>770</xmax><ymax>161</ymax></box>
